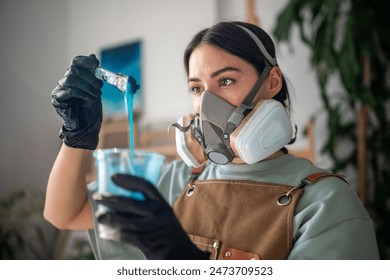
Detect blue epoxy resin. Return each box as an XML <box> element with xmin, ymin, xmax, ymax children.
<box><xmin>94</xmin><ymin>68</ymin><xmax>165</xmax><ymax>204</ymax></box>
<box><xmin>95</xmin><ymin>67</ymin><xmax>138</xmax><ymax>156</ymax></box>
<box><xmin>93</xmin><ymin>149</ymin><xmax>165</xmax><ymax>200</ymax></box>
<box><xmin>124</xmin><ymin>86</ymin><xmax>135</xmax><ymax>156</ymax></box>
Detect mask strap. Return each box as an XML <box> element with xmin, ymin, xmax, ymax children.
<box><xmin>224</xmin><ymin>24</ymin><xmax>278</xmax><ymax>134</ymax></box>
<box><xmin>224</xmin><ymin>64</ymin><xmax>272</xmax><ymax>134</ymax></box>
<box><xmin>237</xmin><ymin>25</ymin><xmax>277</xmax><ymax>67</ymax></box>
<box><xmin>242</xmin><ymin>64</ymin><xmax>272</xmax><ymax>106</ymax></box>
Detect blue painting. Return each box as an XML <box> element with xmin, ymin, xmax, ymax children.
<box><xmin>99</xmin><ymin>41</ymin><xmax>142</xmax><ymax>116</ymax></box>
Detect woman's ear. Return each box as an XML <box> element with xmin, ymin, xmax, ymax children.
<box><xmin>266</xmin><ymin>66</ymin><xmax>283</xmax><ymax>98</ymax></box>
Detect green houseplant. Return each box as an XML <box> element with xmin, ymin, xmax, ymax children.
<box><xmin>0</xmin><ymin>188</ymin><xmax>49</xmax><ymax>259</ymax></box>
<box><xmin>273</xmin><ymin>0</ymin><xmax>390</xmax><ymax>259</ymax></box>
<box><xmin>0</xmin><ymin>187</ymin><xmax>94</xmax><ymax>260</ymax></box>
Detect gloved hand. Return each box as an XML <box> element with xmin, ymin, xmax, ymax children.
<box><xmin>93</xmin><ymin>174</ymin><xmax>210</xmax><ymax>260</ymax></box>
<box><xmin>51</xmin><ymin>54</ymin><xmax>103</xmax><ymax>150</ymax></box>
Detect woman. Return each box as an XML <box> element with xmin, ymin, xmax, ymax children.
<box><xmin>45</xmin><ymin>21</ymin><xmax>379</xmax><ymax>260</ymax></box>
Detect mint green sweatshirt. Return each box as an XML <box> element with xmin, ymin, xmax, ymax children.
<box><xmin>87</xmin><ymin>154</ymin><xmax>379</xmax><ymax>260</ymax></box>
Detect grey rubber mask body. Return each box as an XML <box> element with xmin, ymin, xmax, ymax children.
<box><xmin>194</xmin><ymin>61</ymin><xmax>272</xmax><ymax>165</ymax></box>
<box><xmin>197</xmin><ymin>91</ymin><xmax>237</xmax><ymax>164</ymax></box>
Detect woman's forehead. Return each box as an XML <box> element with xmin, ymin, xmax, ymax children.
<box><xmin>188</xmin><ymin>44</ymin><xmax>253</xmax><ymax>78</ymax></box>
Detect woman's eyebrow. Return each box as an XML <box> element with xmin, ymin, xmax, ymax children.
<box><xmin>188</xmin><ymin>66</ymin><xmax>241</xmax><ymax>83</ymax></box>
<box><xmin>210</xmin><ymin>66</ymin><xmax>241</xmax><ymax>78</ymax></box>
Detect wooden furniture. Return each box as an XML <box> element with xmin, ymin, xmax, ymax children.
<box><xmin>138</xmin><ymin>126</ymin><xmax>178</xmax><ymax>162</ymax></box>
<box><xmin>357</xmin><ymin>54</ymin><xmax>371</xmax><ymax>205</ymax></box>
<box><xmin>245</xmin><ymin>0</ymin><xmax>259</xmax><ymax>25</ymax></box>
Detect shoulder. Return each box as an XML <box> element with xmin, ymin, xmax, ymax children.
<box><xmin>282</xmin><ymin>154</ymin><xmax>368</xmax><ymax>219</ymax></box>
<box><xmin>276</xmin><ymin>155</ymin><xmax>372</xmax><ymax>222</ymax></box>
<box><xmin>262</xmin><ymin>154</ymin><xmax>333</xmax><ymax>186</ymax></box>
<box><xmin>299</xmin><ymin>173</ymin><xmax>367</xmax><ymax>218</ymax></box>
<box><xmin>290</xmin><ymin>173</ymin><xmax>379</xmax><ymax>259</ymax></box>
<box><xmin>293</xmin><ymin>163</ymin><xmax>375</xmax><ymax>247</ymax></box>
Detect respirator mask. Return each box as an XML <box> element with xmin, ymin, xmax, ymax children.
<box><xmin>170</xmin><ymin>26</ymin><xmax>293</xmax><ymax>167</ymax></box>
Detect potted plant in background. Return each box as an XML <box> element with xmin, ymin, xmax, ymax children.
<box><xmin>0</xmin><ymin>187</ymin><xmax>93</xmax><ymax>260</ymax></box>
<box><xmin>0</xmin><ymin>188</ymin><xmax>51</xmax><ymax>259</ymax></box>
<box><xmin>273</xmin><ymin>0</ymin><xmax>390</xmax><ymax>259</ymax></box>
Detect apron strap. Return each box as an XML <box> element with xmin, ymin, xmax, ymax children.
<box><xmin>303</xmin><ymin>172</ymin><xmax>347</xmax><ymax>185</ymax></box>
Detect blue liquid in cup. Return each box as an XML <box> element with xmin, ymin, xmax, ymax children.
<box><xmin>93</xmin><ymin>149</ymin><xmax>165</xmax><ymax>200</ymax></box>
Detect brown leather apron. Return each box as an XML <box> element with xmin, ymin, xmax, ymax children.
<box><xmin>173</xmin><ymin>172</ymin><xmax>346</xmax><ymax>260</ymax></box>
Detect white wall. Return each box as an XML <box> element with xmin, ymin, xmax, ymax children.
<box><xmin>0</xmin><ymin>0</ymin><xmax>69</xmax><ymax>195</ymax></box>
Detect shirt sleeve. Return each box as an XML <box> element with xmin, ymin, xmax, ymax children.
<box><xmin>288</xmin><ymin>177</ymin><xmax>380</xmax><ymax>259</ymax></box>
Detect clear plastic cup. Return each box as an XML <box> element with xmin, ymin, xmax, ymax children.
<box><xmin>93</xmin><ymin>148</ymin><xmax>165</xmax><ymax>239</ymax></box>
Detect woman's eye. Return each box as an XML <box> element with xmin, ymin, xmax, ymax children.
<box><xmin>189</xmin><ymin>86</ymin><xmax>202</xmax><ymax>95</ymax></box>
<box><xmin>218</xmin><ymin>78</ymin><xmax>235</xmax><ymax>87</ymax></box>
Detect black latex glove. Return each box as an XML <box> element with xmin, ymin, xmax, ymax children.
<box><xmin>51</xmin><ymin>54</ymin><xmax>103</xmax><ymax>150</ymax></box>
<box><xmin>93</xmin><ymin>174</ymin><xmax>210</xmax><ymax>260</ymax></box>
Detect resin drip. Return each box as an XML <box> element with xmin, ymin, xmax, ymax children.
<box><xmin>124</xmin><ymin>86</ymin><xmax>135</xmax><ymax>157</ymax></box>
<box><xmin>94</xmin><ymin>67</ymin><xmax>137</xmax><ymax>154</ymax></box>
